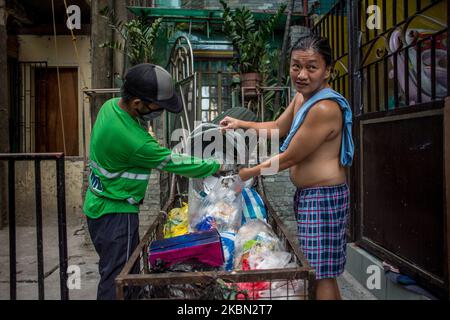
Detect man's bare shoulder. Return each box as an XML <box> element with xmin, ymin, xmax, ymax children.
<box><xmin>292</xmin><ymin>93</ymin><xmax>304</xmax><ymax>113</ymax></box>
<box><xmin>294</xmin><ymin>92</ymin><xmax>304</xmax><ymax>103</ymax></box>
<box><xmin>307</xmin><ymin>99</ymin><xmax>342</xmax><ymax>123</ymax></box>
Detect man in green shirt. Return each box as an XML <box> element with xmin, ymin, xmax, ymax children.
<box><xmin>83</xmin><ymin>63</ymin><xmax>220</xmax><ymax>299</ymax></box>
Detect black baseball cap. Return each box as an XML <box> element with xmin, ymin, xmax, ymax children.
<box><xmin>122</xmin><ymin>63</ymin><xmax>182</xmax><ymax>113</ymax></box>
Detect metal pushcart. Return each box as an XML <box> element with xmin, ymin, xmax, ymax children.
<box><xmin>115</xmin><ymin>175</ymin><xmax>316</xmax><ymax>300</ymax></box>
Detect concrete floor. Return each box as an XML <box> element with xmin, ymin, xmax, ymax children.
<box><xmin>0</xmin><ymin>225</ymin><xmax>99</xmax><ymax>300</ymax></box>
<box><xmin>0</xmin><ymin>223</ymin><xmax>376</xmax><ymax>300</ymax></box>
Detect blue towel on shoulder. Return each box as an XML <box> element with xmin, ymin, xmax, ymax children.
<box><xmin>280</xmin><ymin>87</ymin><xmax>354</xmax><ymax>167</ymax></box>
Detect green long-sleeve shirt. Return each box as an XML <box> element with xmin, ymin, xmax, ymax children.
<box><xmin>83</xmin><ymin>98</ymin><xmax>219</xmax><ymax>219</ymax></box>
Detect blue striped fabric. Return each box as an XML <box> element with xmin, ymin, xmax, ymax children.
<box><xmin>241</xmin><ymin>187</ymin><xmax>267</xmax><ymax>224</ymax></box>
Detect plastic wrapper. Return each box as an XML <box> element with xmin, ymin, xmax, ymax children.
<box><xmin>190</xmin><ymin>175</ymin><xmax>243</xmax><ymax>232</ymax></box>
<box><xmin>203</xmin><ymin>176</ymin><xmax>219</xmax><ymax>193</ymax></box>
<box><xmin>163</xmin><ymin>202</ymin><xmax>189</xmax><ymax>238</ymax></box>
<box><xmin>220</xmin><ymin>231</ymin><xmax>236</xmax><ymax>271</ymax></box>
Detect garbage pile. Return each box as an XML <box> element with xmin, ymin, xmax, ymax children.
<box><xmin>147</xmin><ymin>174</ymin><xmax>301</xmax><ymax>299</ymax></box>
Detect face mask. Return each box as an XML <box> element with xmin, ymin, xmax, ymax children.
<box><xmin>140</xmin><ymin>109</ymin><xmax>164</xmax><ymax>122</ymax></box>
<box><xmin>137</xmin><ymin>101</ymin><xmax>164</xmax><ymax>121</ymax></box>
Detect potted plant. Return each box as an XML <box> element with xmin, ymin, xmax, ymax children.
<box><xmin>99</xmin><ymin>6</ymin><xmax>163</xmax><ymax>78</ymax></box>
<box><xmin>220</xmin><ymin>0</ymin><xmax>286</xmax><ymax>97</ymax></box>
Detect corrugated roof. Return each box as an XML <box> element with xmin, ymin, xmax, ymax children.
<box><xmin>127</xmin><ymin>7</ymin><xmax>306</xmax><ymax>27</ymax></box>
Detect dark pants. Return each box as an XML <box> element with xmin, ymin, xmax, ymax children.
<box><xmin>87</xmin><ymin>213</ymin><xmax>140</xmax><ymax>300</ymax></box>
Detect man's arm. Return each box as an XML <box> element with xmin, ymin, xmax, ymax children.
<box><xmin>129</xmin><ymin>137</ymin><xmax>220</xmax><ymax>179</ymax></box>
<box><xmin>239</xmin><ymin>100</ymin><xmax>340</xmax><ymax>180</ymax></box>
<box><xmin>220</xmin><ymin>93</ymin><xmax>302</xmax><ymax>138</ymax></box>
<box><xmin>273</xmin><ymin>92</ymin><xmax>303</xmax><ymax>137</ymax></box>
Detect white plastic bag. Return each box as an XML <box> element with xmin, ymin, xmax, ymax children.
<box><xmin>233</xmin><ymin>220</ymin><xmax>284</xmax><ymax>270</ymax></box>
<box><xmin>248</xmin><ymin>249</ymin><xmax>292</xmax><ymax>270</ymax></box>
<box><xmin>190</xmin><ymin>175</ymin><xmax>243</xmax><ymax>232</ymax></box>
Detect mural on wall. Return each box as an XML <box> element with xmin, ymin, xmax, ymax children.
<box><xmin>388</xmin><ymin>14</ymin><xmax>447</xmax><ymax>104</ymax></box>
<box><xmin>359</xmin><ymin>0</ymin><xmax>447</xmax><ymax>110</ymax></box>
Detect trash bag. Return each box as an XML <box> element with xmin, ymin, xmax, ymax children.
<box><xmin>163</xmin><ymin>202</ymin><xmax>189</xmax><ymax>238</ymax></box>
<box><xmin>190</xmin><ymin>175</ymin><xmax>244</xmax><ymax>233</ymax></box>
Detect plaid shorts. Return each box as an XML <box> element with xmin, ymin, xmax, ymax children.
<box><xmin>294</xmin><ymin>184</ymin><xmax>349</xmax><ymax>280</ymax></box>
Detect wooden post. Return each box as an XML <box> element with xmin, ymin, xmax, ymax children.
<box><xmin>445</xmin><ymin>97</ymin><xmax>450</xmax><ymax>298</ymax></box>
<box><xmin>0</xmin><ymin>0</ymin><xmax>8</xmax><ymax>229</ymax></box>
<box><xmin>113</xmin><ymin>0</ymin><xmax>127</xmax><ymax>79</ymax></box>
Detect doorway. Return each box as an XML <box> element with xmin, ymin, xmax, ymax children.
<box><xmin>35</xmin><ymin>67</ymin><xmax>79</xmax><ymax>156</ymax></box>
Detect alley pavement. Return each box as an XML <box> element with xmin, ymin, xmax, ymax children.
<box><xmin>0</xmin><ymin>223</ymin><xmax>376</xmax><ymax>300</ymax></box>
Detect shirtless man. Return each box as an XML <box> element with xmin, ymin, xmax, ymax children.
<box><xmin>220</xmin><ymin>34</ymin><xmax>354</xmax><ymax>300</ymax></box>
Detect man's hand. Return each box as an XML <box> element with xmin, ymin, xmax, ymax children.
<box><xmin>215</xmin><ymin>163</ymin><xmax>235</xmax><ymax>176</ymax></box>
<box><xmin>219</xmin><ymin>116</ymin><xmax>241</xmax><ymax>132</ymax></box>
<box><xmin>238</xmin><ymin>167</ymin><xmax>253</xmax><ymax>182</ymax></box>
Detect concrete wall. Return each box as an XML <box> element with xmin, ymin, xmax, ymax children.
<box><xmin>346</xmin><ymin>243</ymin><xmax>434</xmax><ymax>300</ymax></box>
<box><xmin>13</xmin><ymin>158</ymin><xmax>84</xmax><ymax>227</ymax></box>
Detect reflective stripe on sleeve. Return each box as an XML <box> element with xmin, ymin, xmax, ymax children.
<box><xmin>90</xmin><ymin>161</ymin><xmax>150</xmax><ymax>181</ymax></box>
<box><xmin>127</xmin><ymin>197</ymin><xmax>139</xmax><ymax>205</ymax></box>
<box><xmin>156</xmin><ymin>154</ymin><xmax>172</xmax><ymax>170</ymax></box>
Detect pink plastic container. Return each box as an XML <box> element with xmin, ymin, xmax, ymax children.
<box><xmin>148</xmin><ymin>229</ymin><xmax>224</xmax><ymax>268</ymax></box>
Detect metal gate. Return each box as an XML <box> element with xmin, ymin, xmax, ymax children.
<box><xmin>0</xmin><ymin>153</ymin><xmax>69</xmax><ymax>300</ymax></box>
<box><xmin>314</xmin><ymin>0</ymin><xmax>449</xmax><ymax>298</ymax></box>
<box><xmin>166</xmin><ymin>35</ymin><xmax>196</xmax><ymax>147</ymax></box>
<box><xmin>10</xmin><ymin>62</ymin><xmax>48</xmax><ymax>153</ymax></box>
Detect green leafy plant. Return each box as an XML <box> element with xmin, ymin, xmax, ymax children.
<box><xmin>220</xmin><ymin>0</ymin><xmax>286</xmax><ymax>74</ymax></box>
<box><xmin>99</xmin><ymin>6</ymin><xmax>163</xmax><ymax>67</ymax></box>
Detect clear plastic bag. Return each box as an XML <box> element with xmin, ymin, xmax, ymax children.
<box><xmin>248</xmin><ymin>249</ymin><xmax>292</xmax><ymax>270</ymax></box>
<box><xmin>190</xmin><ymin>175</ymin><xmax>243</xmax><ymax>233</ymax></box>
<box><xmin>233</xmin><ymin>220</ymin><xmax>284</xmax><ymax>270</ymax></box>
